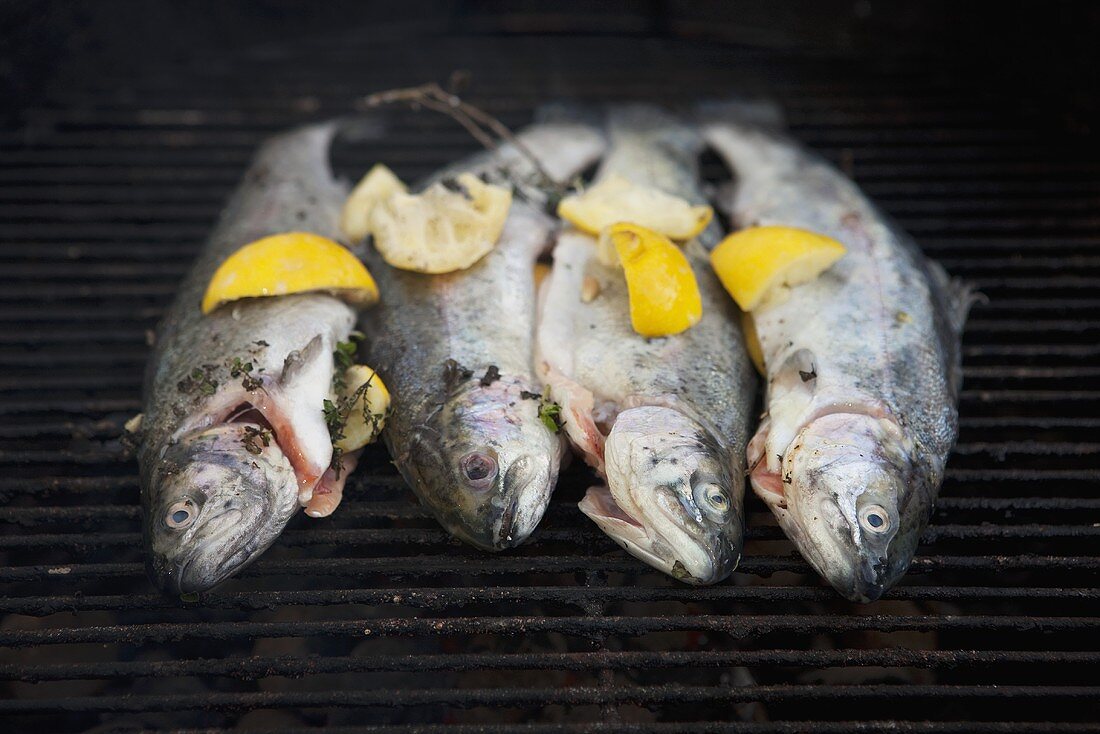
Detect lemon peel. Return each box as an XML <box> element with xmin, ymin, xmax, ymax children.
<box><xmin>370</xmin><ymin>173</ymin><xmax>512</xmax><ymax>274</ymax></box>
<box><xmin>710</xmin><ymin>225</ymin><xmax>847</xmax><ymax>312</ymax></box>
<box><xmin>603</xmin><ymin>222</ymin><xmax>702</xmax><ymax>338</ymax></box>
<box><xmin>201</xmin><ymin>232</ymin><xmax>379</xmax><ymax>315</ymax></box>
<box><xmin>558</xmin><ymin>174</ymin><xmax>712</xmax><ymax>241</ymax></box>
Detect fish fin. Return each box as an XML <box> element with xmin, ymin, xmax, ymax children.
<box><xmin>712</xmin><ymin>180</ymin><xmax>736</xmax><ymax>220</ymax></box>
<box><xmin>606</xmin><ymin>104</ymin><xmax>703</xmax><ymax>157</ymax></box>
<box><xmin>544</xmin><ymin>365</ymin><xmax>605</xmax><ymax>474</ymax></box>
<box><xmin>280</xmin><ymin>334</ymin><xmax>326</xmax><ymax>388</ymax></box>
<box><xmin>926</xmin><ymin>256</ymin><xmax>982</xmax><ymax>336</ymax></box>
<box><xmin>305</xmin><ymin>449</ymin><xmax>360</xmax><ymax>518</ymax></box>
<box><xmin>764</xmin><ymin>348</ymin><xmax>817</xmax><ymax>473</ymax></box>
<box><xmin>695</xmin><ymin>98</ymin><xmax>787</xmax><ymax>133</ymax></box>
<box><xmin>535</xmin><ymin>101</ymin><xmax>601</xmax><ymax>128</ymax></box>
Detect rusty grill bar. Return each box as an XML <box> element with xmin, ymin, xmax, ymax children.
<box><xmin>1</xmin><ymin>4</ymin><xmax>1099</xmax><ymax>732</ymax></box>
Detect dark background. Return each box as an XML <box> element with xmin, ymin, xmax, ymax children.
<box><xmin>1</xmin><ymin>2</ymin><xmax>1098</xmax><ymax>732</ymax></box>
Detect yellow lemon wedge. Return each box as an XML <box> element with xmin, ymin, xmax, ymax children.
<box><xmin>710</xmin><ymin>225</ymin><xmax>847</xmax><ymax>312</ymax></box>
<box><xmin>558</xmin><ymin>174</ymin><xmax>713</xmax><ymax>241</ymax></box>
<box><xmin>334</xmin><ymin>365</ymin><xmax>390</xmax><ymax>452</ymax></box>
<box><xmin>604</xmin><ymin>222</ymin><xmax>702</xmax><ymax>338</ymax></box>
<box><xmin>533</xmin><ymin>262</ymin><xmax>552</xmax><ymax>290</ymax></box>
<box><xmin>340</xmin><ymin>164</ymin><xmax>408</xmax><ymax>242</ymax></box>
<box><xmin>370</xmin><ymin>173</ymin><xmax>512</xmax><ymax>274</ymax></box>
<box><xmin>201</xmin><ymin>232</ymin><xmax>379</xmax><ymax>314</ymax></box>
<box><xmin>741</xmin><ymin>311</ymin><xmax>766</xmax><ymax>375</ymax></box>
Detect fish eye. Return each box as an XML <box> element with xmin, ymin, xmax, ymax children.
<box><xmin>692</xmin><ymin>482</ymin><xmax>731</xmax><ymax>522</ymax></box>
<box><xmin>459</xmin><ymin>451</ymin><xmax>498</xmax><ymax>490</ymax></box>
<box><xmin>165</xmin><ymin>499</ymin><xmax>196</xmax><ymax>530</ymax></box>
<box><xmin>859</xmin><ymin>504</ymin><xmax>891</xmax><ymax>534</ymax></box>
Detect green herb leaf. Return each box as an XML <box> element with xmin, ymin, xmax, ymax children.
<box><xmin>536</xmin><ymin>386</ymin><xmax>563</xmax><ymax>434</ymax></box>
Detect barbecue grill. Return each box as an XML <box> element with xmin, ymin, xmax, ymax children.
<box><xmin>2</xmin><ymin>2</ymin><xmax>1099</xmax><ymax>731</ymax></box>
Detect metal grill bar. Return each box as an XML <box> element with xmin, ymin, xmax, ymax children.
<box><xmin>3</xmin><ymin>684</ymin><xmax>1099</xmax><ymax>714</ymax></box>
<box><xmin>1</xmin><ymin>585</ymin><xmax>1095</xmax><ymax>616</ymax></box>
<box><xmin>5</xmin><ymin>648</ymin><xmax>1100</xmax><ymax>683</ymax></box>
<box><xmin>2</xmin><ymin>614</ymin><xmax>1096</xmax><ymax>648</ymax></box>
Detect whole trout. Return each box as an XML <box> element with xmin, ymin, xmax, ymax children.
<box><xmin>139</xmin><ymin>124</ymin><xmax>362</xmax><ymax>594</ymax></box>
<box><xmin>703</xmin><ymin>103</ymin><xmax>972</xmax><ymax>601</ymax></box>
<box><xmin>537</xmin><ymin>105</ymin><xmax>757</xmax><ymax>584</ymax></box>
<box><xmin>362</xmin><ymin>120</ymin><xmax>605</xmax><ymax>551</ymax></box>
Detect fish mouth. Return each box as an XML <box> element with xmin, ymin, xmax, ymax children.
<box><xmin>182</xmin><ymin>390</ymin><xmax>325</xmax><ymax>501</ymax></box>
<box><xmin>168</xmin><ymin>506</ymin><xmax>267</xmax><ymax>595</ymax></box>
<box><xmin>496</xmin><ymin>453</ymin><xmax>557</xmax><ymax>549</ymax></box>
<box><xmin>579</xmin><ymin>485</ymin><xmax>721</xmax><ymax>584</ymax></box>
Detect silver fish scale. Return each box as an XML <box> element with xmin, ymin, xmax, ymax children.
<box><xmin>551</xmin><ymin>106</ymin><xmax>755</xmax><ymax>453</ymax></box>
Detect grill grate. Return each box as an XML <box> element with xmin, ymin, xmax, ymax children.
<box><xmin>2</xmin><ymin>4</ymin><xmax>1100</xmax><ymax>732</ymax></box>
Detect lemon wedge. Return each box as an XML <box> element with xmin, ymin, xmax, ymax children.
<box><xmin>201</xmin><ymin>232</ymin><xmax>379</xmax><ymax>314</ymax></box>
<box><xmin>340</xmin><ymin>164</ymin><xmax>407</xmax><ymax>242</ymax></box>
<box><xmin>558</xmin><ymin>174</ymin><xmax>713</xmax><ymax>241</ymax></box>
<box><xmin>370</xmin><ymin>173</ymin><xmax>512</xmax><ymax>274</ymax></box>
<box><xmin>741</xmin><ymin>312</ymin><xmax>766</xmax><ymax>375</ymax></box>
<box><xmin>534</xmin><ymin>262</ymin><xmax>552</xmax><ymax>290</ymax></box>
<box><xmin>710</xmin><ymin>225</ymin><xmax>847</xmax><ymax>312</ymax></box>
<box><xmin>334</xmin><ymin>365</ymin><xmax>390</xmax><ymax>452</ymax></box>
<box><xmin>603</xmin><ymin>222</ymin><xmax>702</xmax><ymax>338</ymax></box>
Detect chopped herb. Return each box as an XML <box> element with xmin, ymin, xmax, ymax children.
<box><xmin>331</xmin><ymin>335</ymin><xmax>364</xmax><ymax>391</ymax></box>
<box><xmin>798</xmin><ymin>364</ymin><xmax>817</xmax><ymax>382</ymax></box>
<box><xmin>253</xmin><ymin>340</ymin><xmax>270</xmax><ymax>347</ymax></box>
<box><xmin>241</xmin><ymin>425</ymin><xmax>272</xmax><ymax>455</ymax></box>
<box><xmin>229</xmin><ymin>357</ymin><xmax>253</xmax><ymax>377</ymax></box>
<box><xmin>228</xmin><ymin>357</ymin><xmax>262</xmax><ymax>391</ymax></box>
<box><xmin>442</xmin><ymin>358</ymin><xmax>473</xmax><ymax>389</ymax></box>
<box><xmin>519</xmin><ymin>390</ymin><xmax>542</xmax><ymax>401</ymax></box>
<box><xmin>334</xmin><ymin>340</ymin><xmax>358</xmax><ymax>371</ymax></box>
<box><xmin>479</xmin><ymin>365</ymin><xmax>501</xmax><ymax>387</ymax></box>
<box><xmin>178</xmin><ymin>365</ymin><xmax>218</xmax><ymax>396</ymax></box>
<box><xmin>322</xmin><ymin>373</ymin><xmax>382</xmax><ymax>477</ymax></box>
<box><xmin>536</xmin><ymin>385</ymin><xmax>564</xmax><ymax>434</ymax></box>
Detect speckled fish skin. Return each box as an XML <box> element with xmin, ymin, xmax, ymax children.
<box><xmin>537</xmin><ymin>105</ymin><xmax>756</xmax><ymax>584</ymax></box>
<box><xmin>361</xmin><ymin>121</ymin><xmax>605</xmax><ymax>551</ymax></box>
<box><xmin>703</xmin><ymin>104</ymin><xmax>971</xmax><ymax>602</ymax></box>
<box><xmin>139</xmin><ymin>124</ymin><xmax>356</xmax><ymax>594</ymax></box>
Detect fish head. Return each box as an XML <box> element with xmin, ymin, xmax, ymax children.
<box><xmin>399</xmin><ymin>368</ymin><xmax>562</xmax><ymax>551</ymax></box>
<box><xmin>144</xmin><ymin>423</ymin><xmax>300</xmax><ymax>594</ymax></box>
<box><xmin>582</xmin><ymin>405</ymin><xmax>743</xmax><ymax>585</ymax></box>
<box><xmin>780</xmin><ymin>412</ymin><xmax>917</xmax><ymax>602</ymax></box>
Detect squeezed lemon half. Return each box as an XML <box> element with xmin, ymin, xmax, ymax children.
<box><xmin>558</xmin><ymin>174</ymin><xmax>713</xmax><ymax>241</ymax></box>
<box><xmin>201</xmin><ymin>232</ymin><xmax>379</xmax><ymax>314</ymax></box>
<box><xmin>710</xmin><ymin>225</ymin><xmax>847</xmax><ymax>311</ymax></box>
<box><xmin>370</xmin><ymin>173</ymin><xmax>512</xmax><ymax>274</ymax></box>
<box><xmin>335</xmin><ymin>365</ymin><xmax>390</xmax><ymax>452</ymax></box>
<box><xmin>340</xmin><ymin>164</ymin><xmax>408</xmax><ymax>242</ymax></box>
<box><xmin>601</xmin><ymin>222</ymin><xmax>702</xmax><ymax>338</ymax></box>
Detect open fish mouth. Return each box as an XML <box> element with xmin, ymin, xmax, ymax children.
<box><xmin>579</xmin><ymin>484</ymin><xmax>698</xmax><ymax>581</ymax></box>
<box><xmin>179</xmin><ymin>386</ymin><xmax>327</xmax><ymax>503</ymax></box>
